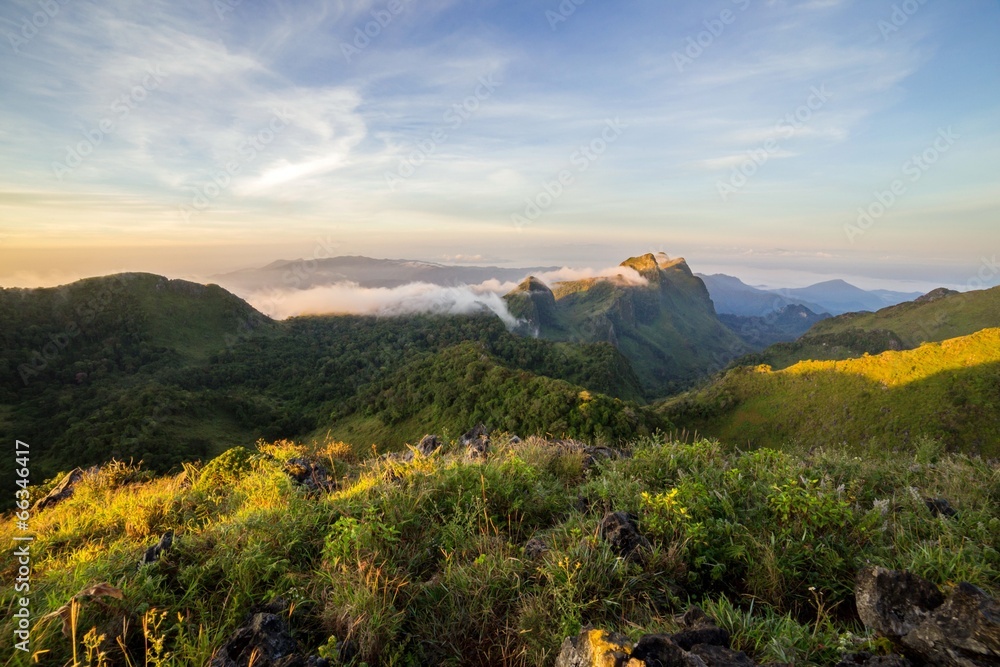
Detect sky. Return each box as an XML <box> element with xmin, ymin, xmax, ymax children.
<box><xmin>1</xmin><ymin>0</ymin><xmax>998</xmax><ymax>292</ymax></box>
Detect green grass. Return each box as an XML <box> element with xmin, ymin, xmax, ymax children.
<box><xmin>2</xmin><ymin>435</ymin><xmax>996</xmax><ymax>666</ymax></box>
<box><xmin>661</xmin><ymin>328</ymin><xmax>1000</xmax><ymax>457</ymax></box>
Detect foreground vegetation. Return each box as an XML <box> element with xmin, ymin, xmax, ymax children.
<box><xmin>2</xmin><ymin>434</ymin><xmax>996</xmax><ymax>666</ymax></box>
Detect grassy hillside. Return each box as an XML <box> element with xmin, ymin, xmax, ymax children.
<box><xmin>662</xmin><ymin>328</ymin><xmax>1000</xmax><ymax>456</ymax></box>
<box><xmin>506</xmin><ymin>253</ymin><xmax>748</xmax><ymax>397</ymax></box>
<box><xmin>1</xmin><ymin>437</ymin><xmax>996</xmax><ymax>666</ymax></box>
<box><xmin>742</xmin><ymin>286</ymin><xmax>1000</xmax><ymax>370</ymax></box>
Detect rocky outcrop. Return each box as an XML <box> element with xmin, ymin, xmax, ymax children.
<box><xmin>210</xmin><ymin>611</ymin><xmax>328</xmax><ymax>667</ymax></box>
<box><xmin>139</xmin><ymin>530</ymin><xmax>174</xmax><ymax>568</ymax></box>
<box><xmin>923</xmin><ymin>497</ymin><xmax>957</xmax><ymax>519</ymax></box>
<box><xmin>555</xmin><ymin>608</ymin><xmax>753</xmax><ymax>667</ymax></box>
<box><xmin>599</xmin><ymin>511</ymin><xmax>650</xmax><ymax>562</ymax></box>
<box><xmin>856</xmin><ymin>566</ymin><xmax>1000</xmax><ymax>666</ymax></box>
<box><xmin>33</xmin><ymin>467</ymin><xmax>90</xmax><ymax>511</ymax></box>
<box><xmin>555</xmin><ymin>628</ymin><xmax>632</xmax><ymax>667</ymax></box>
<box><xmin>461</xmin><ymin>423</ymin><xmax>490</xmax><ymax>461</ymax></box>
<box><xmin>283</xmin><ymin>458</ymin><xmax>334</xmax><ymax>492</ymax></box>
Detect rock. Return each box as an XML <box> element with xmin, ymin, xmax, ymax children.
<box><xmin>901</xmin><ymin>582</ymin><xmax>1000</xmax><ymax>666</ymax></box>
<box><xmin>549</xmin><ymin>439</ymin><xmax>624</xmax><ymax>470</ymax></box>
<box><xmin>34</xmin><ymin>467</ymin><xmax>88</xmax><ymax>511</ymax></box>
<box><xmin>460</xmin><ymin>424</ymin><xmax>490</xmax><ymax>461</ymax></box>
<box><xmin>523</xmin><ymin>537</ymin><xmax>548</xmax><ymax>560</ymax></box>
<box><xmin>835</xmin><ymin>652</ymin><xmax>913</xmax><ymax>666</ymax></box>
<box><xmin>559</xmin><ymin>608</ymin><xmax>755</xmax><ymax>667</ymax></box>
<box><xmin>210</xmin><ymin>612</ymin><xmax>304</xmax><ymax>667</ymax></box>
<box><xmin>139</xmin><ymin>530</ymin><xmax>174</xmax><ymax>568</ymax></box>
<box><xmin>466</xmin><ymin>438</ymin><xmax>490</xmax><ymax>461</ymax></box>
<box><xmin>628</xmin><ymin>634</ymin><xmax>692</xmax><ymax>666</ymax></box>
<box><xmin>856</xmin><ymin>567</ymin><xmax>1000</xmax><ymax>666</ymax></box>
<box><xmin>600</xmin><ymin>511</ymin><xmax>651</xmax><ymax>562</ymax></box>
<box><xmin>689</xmin><ymin>643</ymin><xmax>755</xmax><ymax>667</ymax></box>
<box><xmin>924</xmin><ymin>497</ymin><xmax>958</xmax><ymax>519</ymax></box>
<box><xmin>416</xmin><ymin>434</ymin><xmax>442</xmax><ymax>457</ymax></box>
<box><xmin>283</xmin><ymin>458</ymin><xmax>334</xmax><ymax>492</ymax></box>
<box><xmin>856</xmin><ymin>566</ymin><xmax>945</xmax><ymax>638</ymax></box>
<box><xmin>556</xmin><ymin>628</ymin><xmax>632</xmax><ymax>667</ymax></box>
<box><xmin>672</xmin><ymin>606</ymin><xmax>730</xmax><ymax>651</ymax></box>
<box><xmin>459</xmin><ymin>423</ymin><xmax>489</xmax><ymax>447</ymax></box>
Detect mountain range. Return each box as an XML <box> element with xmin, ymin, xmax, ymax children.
<box><xmin>697</xmin><ymin>273</ymin><xmax>923</xmax><ymax>316</ymax></box>
<box><xmin>4</xmin><ymin>253</ymin><xmax>998</xmax><ymax>502</ymax></box>
<box><xmin>212</xmin><ymin>254</ymin><xmax>922</xmax><ymax>319</ymax></box>
<box><xmin>212</xmin><ymin>255</ymin><xmax>560</xmax><ymax>292</ymax></box>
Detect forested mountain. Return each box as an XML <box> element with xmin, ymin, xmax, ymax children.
<box><xmin>506</xmin><ymin>253</ymin><xmax>749</xmax><ymax>396</ymax></box>
<box><xmin>0</xmin><ymin>273</ymin><xmax>663</xmax><ymax>501</ymax></box>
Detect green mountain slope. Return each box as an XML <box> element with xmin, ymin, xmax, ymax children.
<box><xmin>506</xmin><ymin>253</ymin><xmax>749</xmax><ymax>397</ymax></box>
<box><xmin>1</xmin><ymin>275</ymin><xmax>653</xmax><ymax>500</ymax></box>
<box><xmin>661</xmin><ymin>327</ymin><xmax>1000</xmax><ymax>456</ymax></box>
<box><xmin>742</xmin><ymin>286</ymin><xmax>1000</xmax><ymax>370</ymax></box>
<box><xmin>328</xmin><ymin>341</ymin><xmax>666</xmax><ymax>446</ymax></box>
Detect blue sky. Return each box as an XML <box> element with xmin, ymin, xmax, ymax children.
<box><xmin>0</xmin><ymin>0</ymin><xmax>998</xmax><ymax>290</ymax></box>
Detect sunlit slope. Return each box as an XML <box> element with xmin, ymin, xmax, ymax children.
<box><xmin>661</xmin><ymin>328</ymin><xmax>1000</xmax><ymax>455</ymax></box>
<box><xmin>743</xmin><ymin>286</ymin><xmax>1000</xmax><ymax>370</ymax></box>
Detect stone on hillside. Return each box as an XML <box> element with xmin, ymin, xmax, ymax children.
<box><xmin>139</xmin><ymin>530</ymin><xmax>174</xmax><ymax>568</ymax></box>
<box><xmin>416</xmin><ymin>434</ymin><xmax>442</xmax><ymax>456</ymax></box>
<box><xmin>555</xmin><ymin>628</ymin><xmax>632</xmax><ymax>667</ymax></box>
<box><xmin>283</xmin><ymin>458</ymin><xmax>334</xmax><ymax>492</ymax></box>
<box><xmin>460</xmin><ymin>423</ymin><xmax>489</xmax><ymax>446</ymax></box>
<box><xmin>210</xmin><ymin>611</ymin><xmax>328</xmax><ymax>667</ymax></box>
<box><xmin>924</xmin><ymin>497</ymin><xmax>958</xmax><ymax>518</ymax></box>
<box><xmin>856</xmin><ymin>566</ymin><xmax>945</xmax><ymax>638</ymax></box>
<box><xmin>600</xmin><ymin>511</ymin><xmax>651</xmax><ymax>562</ymax></box>
<box><xmin>627</xmin><ymin>634</ymin><xmax>691</xmax><ymax>666</ymax></box>
<box><xmin>836</xmin><ymin>652</ymin><xmax>913</xmax><ymax>666</ymax></box>
<box><xmin>689</xmin><ymin>643</ymin><xmax>756</xmax><ymax>667</ymax></box>
<box><xmin>672</xmin><ymin>606</ymin><xmax>731</xmax><ymax>651</ymax></box>
<box><xmin>524</xmin><ymin>537</ymin><xmax>548</xmax><ymax>560</ymax></box>
<box><xmin>856</xmin><ymin>567</ymin><xmax>1000</xmax><ymax>666</ymax></box>
<box><xmin>460</xmin><ymin>424</ymin><xmax>490</xmax><ymax>460</ymax></box>
<box><xmin>901</xmin><ymin>582</ymin><xmax>1000</xmax><ymax>666</ymax></box>
<box><xmin>34</xmin><ymin>467</ymin><xmax>89</xmax><ymax>511</ymax></box>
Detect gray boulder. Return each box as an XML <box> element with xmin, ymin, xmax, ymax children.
<box><xmin>856</xmin><ymin>567</ymin><xmax>1000</xmax><ymax>666</ymax></box>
